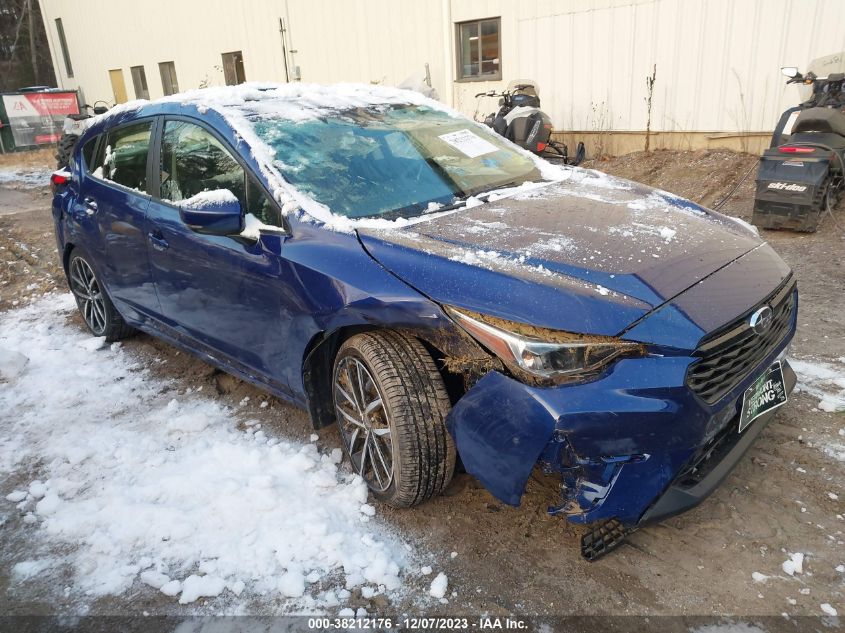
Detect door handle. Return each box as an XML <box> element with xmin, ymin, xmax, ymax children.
<box><xmin>84</xmin><ymin>197</ymin><xmax>98</xmax><ymax>214</ymax></box>
<box><xmin>148</xmin><ymin>232</ymin><xmax>169</xmax><ymax>251</ymax></box>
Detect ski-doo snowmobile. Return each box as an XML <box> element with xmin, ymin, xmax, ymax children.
<box><xmin>753</xmin><ymin>53</ymin><xmax>845</xmax><ymax>232</ymax></box>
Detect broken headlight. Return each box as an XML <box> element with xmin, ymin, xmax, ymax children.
<box><xmin>445</xmin><ymin>307</ymin><xmax>644</xmax><ymax>383</ymax></box>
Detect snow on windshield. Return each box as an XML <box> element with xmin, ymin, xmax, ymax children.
<box><xmin>158</xmin><ymin>83</ymin><xmax>573</xmax><ymax>232</ymax></box>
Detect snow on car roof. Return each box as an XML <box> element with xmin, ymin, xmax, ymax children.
<box><xmin>171</xmin><ymin>82</ymin><xmax>441</xmax><ymax>122</ymax></box>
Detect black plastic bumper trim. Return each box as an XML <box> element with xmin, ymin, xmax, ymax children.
<box><xmin>639</xmin><ymin>359</ymin><xmax>797</xmax><ymax>526</ymax></box>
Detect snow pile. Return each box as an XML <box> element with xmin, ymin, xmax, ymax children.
<box><xmin>0</xmin><ymin>347</ymin><xmax>29</xmax><ymax>381</ymax></box>
<box><xmin>781</xmin><ymin>552</ymin><xmax>804</xmax><ymax>576</ymax></box>
<box><xmin>0</xmin><ymin>294</ymin><xmax>412</xmax><ymax>609</ymax></box>
<box><xmin>240</xmin><ymin>212</ymin><xmax>283</xmax><ymax>240</ymax></box>
<box><xmin>790</xmin><ymin>357</ymin><xmax>845</xmax><ymax>413</ymax></box>
<box><xmin>429</xmin><ymin>572</ymin><xmax>448</xmax><ymax>599</ymax></box>
<box><xmin>181</xmin><ymin>188</ymin><xmax>239</xmax><ymax>209</ymax></box>
<box><xmin>658</xmin><ymin>226</ymin><xmax>677</xmax><ymax>243</ymax></box>
<box><xmin>0</xmin><ymin>167</ymin><xmax>53</xmax><ymax>189</ymax></box>
<box><xmin>821</xmin><ymin>603</ymin><xmax>838</xmax><ymax>617</ymax></box>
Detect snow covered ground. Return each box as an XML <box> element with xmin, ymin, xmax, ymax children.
<box><xmin>0</xmin><ymin>293</ymin><xmax>442</xmax><ymax>613</ymax></box>
<box><xmin>0</xmin><ymin>167</ymin><xmax>53</xmax><ymax>189</ymax></box>
<box><xmin>791</xmin><ymin>358</ymin><xmax>845</xmax><ymax>414</ymax></box>
<box><xmin>790</xmin><ymin>357</ymin><xmax>845</xmax><ymax>464</ymax></box>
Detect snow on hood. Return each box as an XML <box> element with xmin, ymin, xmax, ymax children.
<box><xmin>353</xmin><ymin>165</ymin><xmax>782</xmax><ymax>337</ymax></box>
<box><xmin>358</xmin><ymin>170</ymin><xmax>762</xmax><ymax>307</ymax></box>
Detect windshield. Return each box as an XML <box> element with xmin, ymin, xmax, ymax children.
<box><xmin>251</xmin><ymin>104</ymin><xmax>543</xmax><ymax>220</ymax></box>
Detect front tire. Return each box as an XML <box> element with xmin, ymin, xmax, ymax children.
<box><xmin>332</xmin><ymin>331</ymin><xmax>456</xmax><ymax>508</ymax></box>
<box><xmin>67</xmin><ymin>248</ymin><xmax>134</xmax><ymax>342</ymax></box>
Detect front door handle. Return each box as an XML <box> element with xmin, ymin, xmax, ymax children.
<box><xmin>148</xmin><ymin>232</ymin><xmax>169</xmax><ymax>251</ymax></box>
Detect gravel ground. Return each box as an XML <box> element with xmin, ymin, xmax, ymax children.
<box><xmin>0</xmin><ymin>149</ymin><xmax>843</xmax><ymax>620</ymax></box>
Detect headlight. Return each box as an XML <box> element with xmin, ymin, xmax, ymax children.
<box><xmin>445</xmin><ymin>307</ymin><xmax>644</xmax><ymax>383</ymax></box>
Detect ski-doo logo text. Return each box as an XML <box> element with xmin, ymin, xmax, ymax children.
<box><xmin>767</xmin><ymin>182</ymin><xmax>807</xmax><ymax>192</ymax></box>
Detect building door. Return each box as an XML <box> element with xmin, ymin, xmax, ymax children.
<box><xmin>222</xmin><ymin>51</ymin><xmax>246</xmax><ymax>85</ymax></box>
<box><xmin>109</xmin><ymin>69</ymin><xmax>128</xmax><ymax>104</ymax></box>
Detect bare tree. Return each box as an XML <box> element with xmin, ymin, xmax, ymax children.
<box><xmin>0</xmin><ymin>0</ymin><xmax>53</xmax><ymax>90</ymax></box>
<box><xmin>27</xmin><ymin>0</ymin><xmax>38</xmax><ymax>84</ymax></box>
<box><xmin>644</xmin><ymin>64</ymin><xmax>657</xmax><ymax>153</ymax></box>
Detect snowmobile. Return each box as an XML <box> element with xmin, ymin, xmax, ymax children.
<box><xmin>56</xmin><ymin>101</ymin><xmax>109</xmax><ymax>169</ymax></box>
<box><xmin>753</xmin><ymin>53</ymin><xmax>845</xmax><ymax>232</ymax></box>
<box><xmin>475</xmin><ymin>80</ymin><xmax>585</xmax><ymax>165</ymax></box>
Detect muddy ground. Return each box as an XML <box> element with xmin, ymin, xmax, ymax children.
<box><xmin>0</xmin><ymin>149</ymin><xmax>843</xmax><ymax>618</ymax></box>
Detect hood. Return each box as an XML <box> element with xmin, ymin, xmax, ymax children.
<box><xmin>357</xmin><ymin>170</ymin><xmax>763</xmax><ymax>336</ymax></box>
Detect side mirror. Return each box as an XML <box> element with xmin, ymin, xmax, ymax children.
<box><xmin>179</xmin><ymin>189</ymin><xmax>244</xmax><ymax>236</ymax></box>
<box><xmin>781</xmin><ymin>66</ymin><xmax>800</xmax><ymax>78</ymax></box>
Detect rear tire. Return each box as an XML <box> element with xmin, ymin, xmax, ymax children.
<box><xmin>67</xmin><ymin>248</ymin><xmax>134</xmax><ymax>342</ymax></box>
<box><xmin>332</xmin><ymin>331</ymin><xmax>456</xmax><ymax>508</ymax></box>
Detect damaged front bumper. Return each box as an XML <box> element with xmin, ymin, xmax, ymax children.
<box><xmin>444</xmin><ymin>337</ymin><xmax>797</xmax><ymax>540</ymax></box>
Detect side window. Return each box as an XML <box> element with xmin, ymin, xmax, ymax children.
<box><xmin>246</xmin><ymin>177</ymin><xmax>281</xmax><ymax>227</ymax></box>
<box><xmin>81</xmin><ymin>136</ymin><xmax>99</xmax><ymax>173</ymax></box>
<box><xmin>98</xmin><ymin>122</ymin><xmax>152</xmax><ymax>191</ymax></box>
<box><xmin>160</xmin><ymin>121</ymin><xmax>245</xmax><ymax>206</ymax></box>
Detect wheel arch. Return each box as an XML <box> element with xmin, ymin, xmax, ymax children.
<box><xmin>61</xmin><ymin>241</ymin><xmax>76</xmax><ymax>275</ymax></box>
<box><xmin>301</xmin><ymin>324</ymin><xmax>475</xmax><ymax>431</ymax></box>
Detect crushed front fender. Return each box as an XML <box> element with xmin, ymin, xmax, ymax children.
<box><xmin>444</xmin><ymin>371</ymin><xmax>558</xmax><ymax>506</ymax></box>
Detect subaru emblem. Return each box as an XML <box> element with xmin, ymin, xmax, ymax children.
<box><xmin>749</xmin><ymin>305</ymin><xmax>774</xmax><ymax>335</ymax></box>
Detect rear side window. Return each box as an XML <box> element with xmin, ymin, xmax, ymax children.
<box><xmin>97</xmin><ymin>121</ymin><xmax>152</xmax><ymax>191</ymax></box>
<box><xmin>81</xmin><ymin>136</ymin><xmax>98</xmax><ymax>173</ymax></box>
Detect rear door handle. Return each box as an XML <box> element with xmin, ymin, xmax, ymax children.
<box><xmin>148</xmin><ymin>232</ymin><xmax>169</xmax><ymax>251</ymax></box>
<box><xmin>84</xmin><ymin>197</ymin><xmax>98</xmax><ymax>214</ymax></box>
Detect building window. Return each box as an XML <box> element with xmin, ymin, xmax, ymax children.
<box><xmin>159</xmin><ymin>61</ymin><xmax>179</xmax><ymax>96</ymax></box>
<box><xmin>55</xmin><ymin>18</ymin><xmax>73</xmax><ymax>78</ymax></box>
<box><xmin>456</xmin><ymin>18</ymin><xmax>501</xmax><ymax>81</ymax></box>
<box><xmin>221</xmin><ymin>51</ymin><xmax>246</xmax><ymax>86</ymax></box>
<box><xmin>130</xmin><ymin>66</ymin><xmax>149</xmax><ymax>100</ymax></box>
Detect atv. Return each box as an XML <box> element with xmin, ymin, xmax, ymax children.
<box><xmin>475</xmin><ymin>80</ymin><xmax>585</xmax><ymax>165</ymax></box>
<box><xmin>56</xmin><ymin>102</ymin><xmax>109</xmax><ymax>169</ymax></box>
<box><xmin>753</xmin><ymin>53</ymin><xmax>845</xmax><ymax>232</ymax></box>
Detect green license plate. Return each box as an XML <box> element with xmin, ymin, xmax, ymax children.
<box><xmin>739</xmin><ymin>360</ymin><xmax>788</xmax><ymax>433</ymax></box>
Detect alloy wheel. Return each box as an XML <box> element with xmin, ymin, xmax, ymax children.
<box><xmin>69</xmin><ymin>257</ymin><xmax>107</xmax><ymax>336</ymax></box>
<box><xmin>333</xmin><ymin>356</ymin><xmax>394</xmax><ymax>492</ymax></box>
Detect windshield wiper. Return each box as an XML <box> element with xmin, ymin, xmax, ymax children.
<box><xmin>431</xmin><ymin>181</ymin><xmax>523</xmax><ymax>212</ymax></box>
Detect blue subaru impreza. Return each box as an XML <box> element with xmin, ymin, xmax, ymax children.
<box><xmin>51</xmin><ymin>84</ymin><xmax>797</xmax><ymax>559</ymax></box>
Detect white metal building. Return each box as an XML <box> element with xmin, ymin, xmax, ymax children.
<box><xmin>37</xmin><ymin>0</ymin><xmax>845</xmax><ymax>155</ymax></box>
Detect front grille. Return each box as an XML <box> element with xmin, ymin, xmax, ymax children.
<box><xmin>687</xmin><ymin>277</ymin><xmax>796</xmax><ymax>404</ymax></box>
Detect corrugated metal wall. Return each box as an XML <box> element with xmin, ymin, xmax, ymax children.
<box><xmin>459</xmin><ymin>0</ymin><xmax>845</xmax><ymax>133</ymax></box>
<box><xmin>38</xmin><ymin>0</ymin><xmax>845</xmax><ymax>136</ymax></box>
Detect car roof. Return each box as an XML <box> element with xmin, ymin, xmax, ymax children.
<box><xmin>91</xmin><ymin>82</ymin><xmax>438</xmax><ymax>132</ymax></box>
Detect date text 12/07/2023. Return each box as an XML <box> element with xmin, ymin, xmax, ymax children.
<box><xmin>306</xmin><ymin>616</ymin><xmax>529</xmax><ymax>630</ymax></box>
